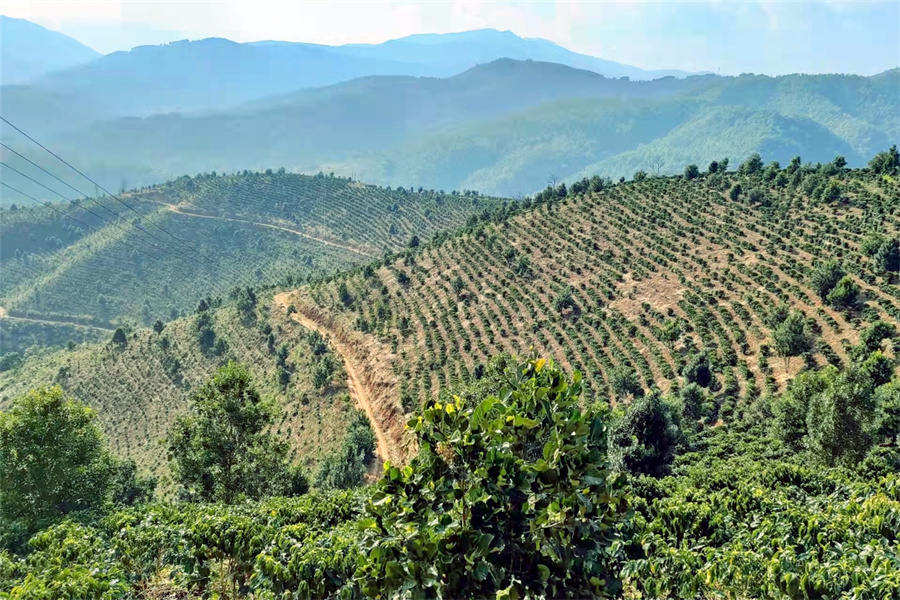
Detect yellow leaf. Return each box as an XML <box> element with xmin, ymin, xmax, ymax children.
<box><xmin>535</xmin><ymin>358</ymin><xmax>547</xmax><ymax>372</ymax></box>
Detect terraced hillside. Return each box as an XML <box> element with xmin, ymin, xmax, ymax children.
<box><xmin>0</xmin><ymin>170</ymin><xmax>504</xmax><ymax>352</ymax></box>
<box><xmin>0</xmin><ymin>290</ymin><xmax>363</xmax><ymax>486</ymax></box>
<box><xmin>279</xmin><ymin>158</ymin><xmax>899</xmax><ymax>459</ymax></box>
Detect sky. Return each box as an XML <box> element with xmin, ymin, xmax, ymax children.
<box><xmin>2</xmin><ymin>0</ymin><xmax>898</xmax><ymax>75</ymax></box>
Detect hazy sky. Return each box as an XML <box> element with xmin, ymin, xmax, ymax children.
<box><xmin>3</xmin><ymin>0</ymin><xmax>898</xmax><ymax>75</ymax></box>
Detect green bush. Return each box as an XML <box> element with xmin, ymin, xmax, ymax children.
<box><xmin>356</xmin><ymin>357</ymin><xmax>629</xmax><ymax>598</ymax></box>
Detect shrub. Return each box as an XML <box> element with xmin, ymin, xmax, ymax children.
<box><xmin>356</xmin><ymin>357</ymin><xmax>629</xmax><ymax>598</ymax></box>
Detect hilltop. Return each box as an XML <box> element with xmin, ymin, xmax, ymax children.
<box><xmin>0</xmin><ymin>170</ymin><xmax>505</xmax><ymax>352</ymax></box>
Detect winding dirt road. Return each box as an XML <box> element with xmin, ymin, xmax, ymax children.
<box><xmin>0</xmin><ymin>306</ymin><xmax>113</xmax><ymax>331</ymax></box>
<box><xmin>166</xmin><ymin>205</ymin><xmax>376</xmax><ymax>258</ymax></box>
<box><xmin>273</xmin><ymin>292</ymin><xmax>392</xmax><ymax>471</ymax></box>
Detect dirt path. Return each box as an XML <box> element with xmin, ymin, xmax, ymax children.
<box><xmin>0</xmin><ymin>306</ymin><xmax>113</xmax><ymax>331</ymax></box>
<box><xmin>273</xmin><ymin>292</ymin><xmax>392</xmax><ymax>471</ymax></box>
<box><xmin>165</xmin><ymin>205</ymin><xmax>376</xmax><ymax>258</ymax></box>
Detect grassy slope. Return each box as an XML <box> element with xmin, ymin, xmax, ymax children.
<box><xmin>3</xmin><ymin>166</ymin><xmax>897</xmax><ymax>482</ymax></box>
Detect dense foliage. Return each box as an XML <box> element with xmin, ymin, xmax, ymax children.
<box><xmin>0</xmin><ymin>387</ymin><xmax>153</xmax><ymax>548</ymax></box>
<box><xmin>357</xmin><ymin>356</ymin><xmax>628</xmax><ymax>598</ymax></box>
<box><xmin>166</xmin><ymin>362</ymin><xmax>307</xmax><ymax>503</ymax></box>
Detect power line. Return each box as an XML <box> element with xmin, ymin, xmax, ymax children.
<box><xmin>1</xmin><ymin>142</ymin><xmax>101</xmax><ymax>203</ymax></box>
<box><xmin>1</xmin><ymin>181</ymin><xmax>96</xmax><ymax>232</ymax></box>
<box><xmin>0</xmin><ymin>116</ymin><xmax>216</xmax><ymax>266</ymax></box>
<box><xmin>0</xmin><ymin>181</ymin><xmax>187</xmax><ymax>268</ymax></box>
<box><xmin>0</xmin><ymin>160</ymin><xmax>192</xmax><ymax>262</ymax></box>
<box><xmin>0</xmin><ymin>147</ymin><xmax>201</xmax><ymax>263</ymax></box>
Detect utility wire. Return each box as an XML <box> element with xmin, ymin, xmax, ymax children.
<box><xmin>0</xmin><ymin>181</ymin><xmax>189</xmax><ymax>267</ymax></box>
<box><xmin>0</xmin><ymin>143</ymin><xmax>199</xmax><ymax>262</ymax></box>
<box><xmin>0</xmin><ymin>116</ymin><xmax>217</xmax><ymax>266</ymax></box>
<box><xmin>1</xmin><ymin>160</ymin><xmax>192</xmax><ymax>262</ymax></box>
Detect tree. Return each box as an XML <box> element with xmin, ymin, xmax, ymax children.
<box><xmin>610</xmin><ymin>364</ymin><xmax>644</xmax><ymax>399</ymax></box>
<box><xmin>356</xmin><ymin>357</ymin><xmax>629</xmax><ymax>599</ymax></box>
<box><xmin>408</xmin><ymin>235</ymin><xmax>420</xmax><ymax>248</ymax></box>
<box><xmin>684</xmin><ymin>164</ymin><xmax>700</xmax><ymax>180</ymax></box>
<box><xmin>810</xmin><ymin>260</ymin><xmax>845</xmax><ymax>301</ymax></box>
<box><xmin>861</xmin><ymin>233</ymin><xmax>886</xmax><ymax>257</ymax></box>
<box><xmin>152</xmin><ymin>319</ymin><xmax>165</xmax><ymax>334</ymax></box>
<box><xmin>859</xmin><ymin>320</ymin><xmax>897</xmax><ymax>354</ymax></box>
<box><xmin>0</xmin><ymin>388</ymin><xmax>114</xmax><ymax>531</ymax></box>
<box><xmin>822</xmin><ymin>181</ymin><xmax>842</xmax><ymax>203</ymax></box>
<box><xmin>682</xmin><ymin>352</ymin><xmax>714</xmax><ymax>388</ymax></box>
<box><xmin>861</xmin><ymin>351</ymin><xmax>894</xmax><ymax>388</ymax></box>
<box><xmin>679</xmin><ymin>382</ymin><xmax>706</xmax><ymax>425</ymax></box>
<box><xmin>338</xmin><ymin>281</ymin><xmax>353</xmax><ymax>307</ymax></box>
<box><xmin>659</xmin><ymin>319</ymin><xmax>682</xmax><ymax>349</ymax></box>
<box><xmin>773</xmin><ymin>311</ymin><xmax>814</xmax><ymax>370</ymax></box>
<box><xmin>826</xmin><ymin>275</ymin><xmax>860</xmax><ymax>311</ymax></box>
<box><xmin>868</xmin><ymin>144</ymin><xmax>900</xmax><ymax>174</ymax></box>
<box><xmin>773</xmin><ymin>369</ymin><xmax>830</xmax><ymax>452</ymax></box>
<box><xmin>874</xmin><ymin>238</ymin><xmax>900</xmax><ymax>275</ymax></box>
<box><xmin>806</xmin><ymin>367</ymin><xmax>876</xmax><ymax>467</ymax></box>
<box><xmin>633</xmin><ymin>170</ymin><xmax>648</xmax><ymax>182</ymax></box>
<box><xmin>728</xmin><ymin>183</ymin><xmax>742</xmax><ymax>201</ymax></box>
<box><xmin>874</xmin><ymin>378</ymin><xmax>900</xmax><ymax>444</ymax></box>
<box><xmin>166</xmin><ymin>362</ymin><xmax>302</xmax><ymax>503</ymax></box>
<box><xmin>451</xmin><ymin>275</ymin><xmax>465</xmax><ymax>295</ymax></box>
<box><xmin>608</xmin><ymin>391</ymin><xmax>681</xmax><ymax>477</ymax></box>
<box><xmin>648</xmin><ymin>155</ymin><xmax>665</xmax><ymax>176</ymax></box>
<box><xmin>707</xmin><ymin>160</ymin><xmax>719</xmax><ymax>174</ymax></box>
<box><xmin>739</xmin><ymin>153</ymin><xmax>763</xmax><ymax>175</ymax></box>
<box><xmin>315</xmin><ymin>411</ymin><xmax>375</xmax><ymax>490</ymax></box>
<box><xmin>111</xmin><ymin>327</ymin><xmax>127</xmax><ymax>347</ymax></box>
<box><xmin>832</xmin><ymin>155</ymin><xmax>847</xmax><ymax>170</ymax></box>
<box><xmin>554</xmin><ymin>285</ymin><xmax>576</xmax><ymax>314</ymax></box>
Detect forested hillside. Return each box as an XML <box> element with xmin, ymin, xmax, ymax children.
<box><xmin>0</xmin><ymin>288</ymin><xmax>372</xmax><ymax>487</ymax></box>
<box><xmin>0</xmin><ymin>170</ymin><xmax>503</xmax><ymax>352</ymax></box>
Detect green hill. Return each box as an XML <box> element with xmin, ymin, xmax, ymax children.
<box><xmin>0</xmin><ymin>170</ymin><xmax>504</xmax><ymax>352</ymax></box>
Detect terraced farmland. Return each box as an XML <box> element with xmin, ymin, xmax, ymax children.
<box><xmin>0</xmin><ymin>170</ymin><xmax>504</xmax><ymax>351</ymax></box>
<box><xmin>0</xmin><ymin>292</ymin><xmax>360</xmax><ymax>485</ymax></box>
<box><xmin>281</xmin><ymin>161</ymin><xmax>899</xmax><ymax>453</ymax></box>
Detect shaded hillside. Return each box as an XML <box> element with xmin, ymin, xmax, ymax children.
<box><xmin>0</xmin><ymin>171</ymin><xmax>504</xmax><ymax>350</ymax></box>
<box><xmin>280</xmin><ymin>161</ymin><xmax>899</xmax><ymax>432</ymax></box>
<box><xmin>36</xmin><ymin>60</ymin><xmax>708</xmax><ymax>182</ymax></box>
<box><xmin>0</xmin><ymin>16</ymin><xmax>100</xmax><ymax>85</ymax></box>
<box><xmin>11</xmin><ymin>63</ymin><xmax>895</xmax><ymax>199</ymax></box>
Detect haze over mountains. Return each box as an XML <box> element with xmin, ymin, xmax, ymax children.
<box><xmin>1</xmin><ymin>16</ymin><xmax>897</xmax><ymax>202</ymax></box>
<box><xmin>0</xmin><ymin>16</ymin><xmax>101</xmax><ymax>84</ymax></box>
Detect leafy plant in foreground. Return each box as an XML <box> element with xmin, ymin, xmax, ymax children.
<box><xmin>356</xmin><ymin>357</ymin><xmax>629</xmax><ymax>599</ymax></box>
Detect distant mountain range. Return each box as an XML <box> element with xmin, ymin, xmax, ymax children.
<box><xmin>0</xmin><ymin>16</ymin><xmax>101</xmax><ymax>84</ymax></box>
<box><xmin>0</xmin><ymin>18</ymin><xmax>896</xmax><ymax>202</ymax></box>
<box><xmin>2</xmin><ymin>25</ymin><xmax>705</xmax><ymax>119</ymax></box>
